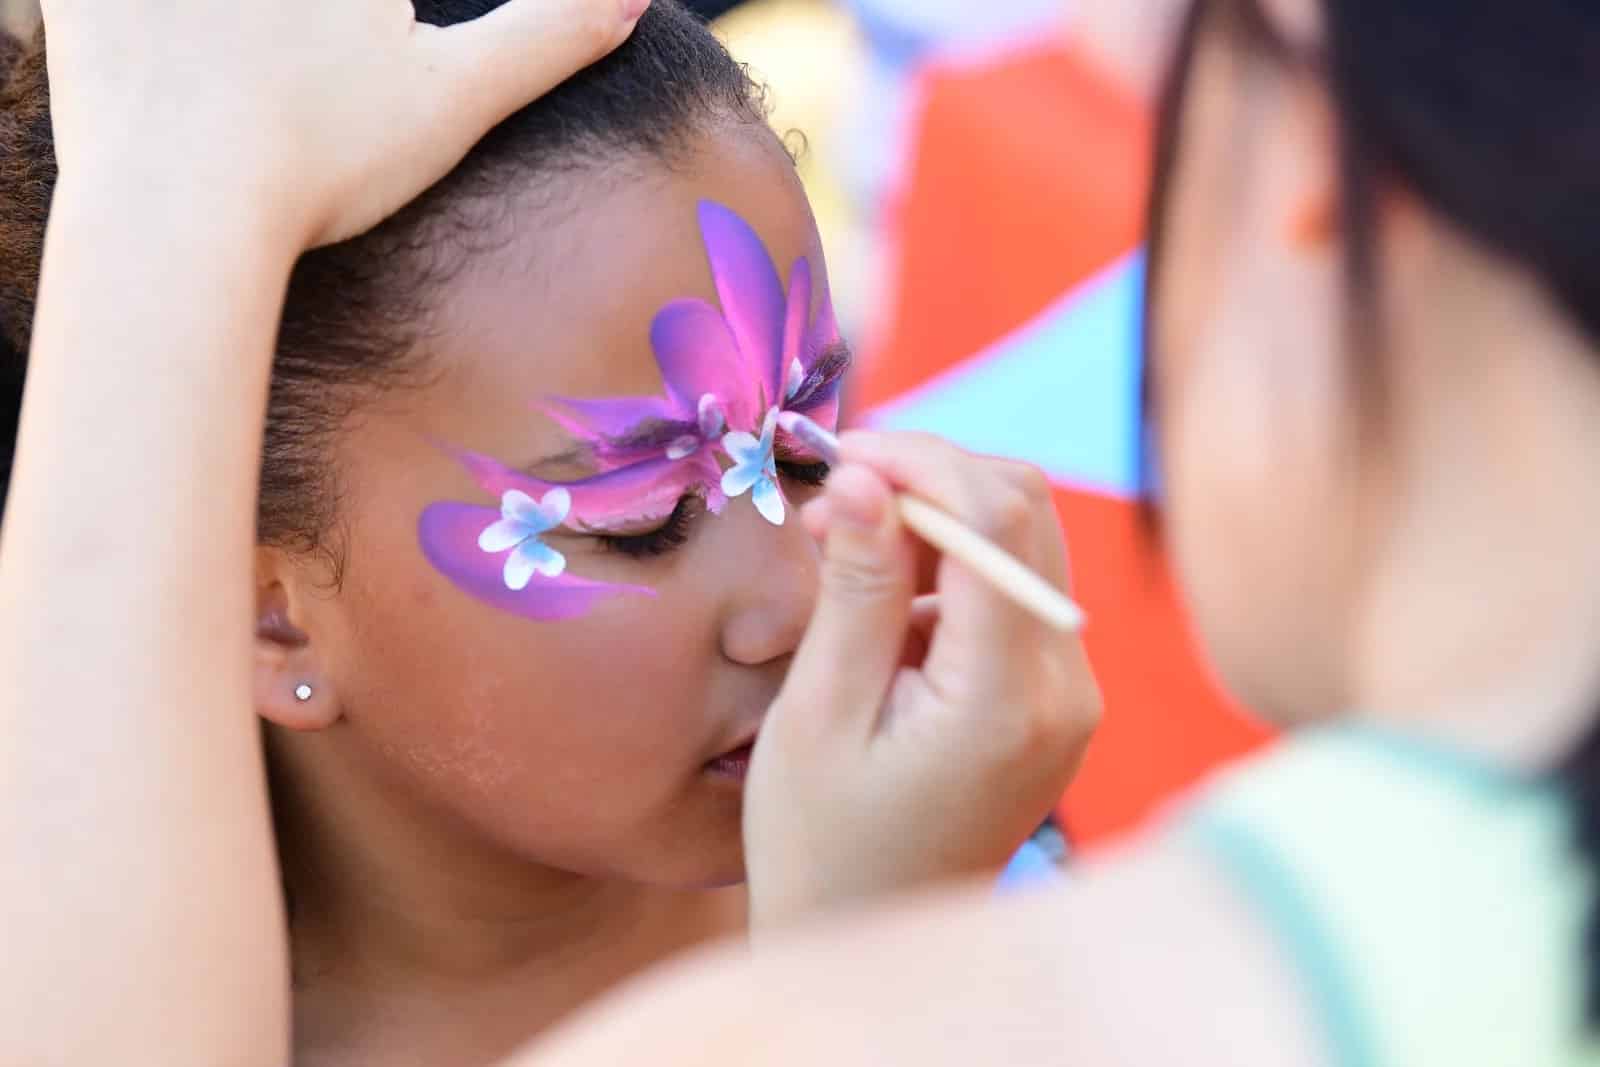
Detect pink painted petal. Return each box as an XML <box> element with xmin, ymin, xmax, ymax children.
<box><xmin>419</xmin><ymin>503</ymin><xmax>650</xmax><ymax>621</ymax></box>
<box><xmin>698</xmin><ymin>201</ymin><xmax>785</xmax><ymax>411</ymax></box>
<box><xmin>792</xmin><ymin>387</ymin><xmax>840</xmax><ymax>433</ymax></box>
<box><xmin>564</xmin><ymin>455</ymin><xmax>720</xmax><ymax>526</ymax></box>
<box><xmin>703</xmin><ymin>483</ymin><xmax>729</xmax><ymax>514</ymax></box>
<box><xmin>650</xmin><ymin>298</ymin><xmax>757</xmax><ymax>431</ymax></box>
<box><xmin>448</xmin><ymin>446</ymin><xmax>719</xmax><ymax>528</ymax></box>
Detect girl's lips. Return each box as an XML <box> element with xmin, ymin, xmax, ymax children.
<box><xmin>704</xmin><ymin>742</ymin><xmax>754</xmax><ymax>782</ymax></box>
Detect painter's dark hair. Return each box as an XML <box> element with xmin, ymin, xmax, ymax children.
<box><xmin>1145</xmin><ymin>0</ymin><xmax>1600</xmax><ymax>1022</ymax></box>
<box><xmin>0</xmin><ymin>0</ymin><xmax>763</xmax><ymax>564</ymax></box>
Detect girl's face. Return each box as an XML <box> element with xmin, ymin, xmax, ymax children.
<box><xmin>1148</xmin><ymin>0</ymin><xmax>1371</xmax><ymax>722</ymax></box>
<box><xmin>260</xmin><ymin>123</ymin><xmax>834</xmax><ymax>889</ymax></box>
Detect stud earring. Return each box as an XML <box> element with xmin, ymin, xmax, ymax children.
<box><xmin>293</xmin><ymin>683</ymin><xmax>313</xmax><ymax>703</ymax></box>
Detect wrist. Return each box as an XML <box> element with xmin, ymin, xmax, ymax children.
<box><xmin>51</xmin><ymin>155</ymin><xmax>311</xmax><ymax>271</ymax></box>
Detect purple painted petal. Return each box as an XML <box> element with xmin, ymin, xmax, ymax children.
<box><xmin>781</xmin><ymin>257</ymin><xmax>813</xmax><ymax>383</ymax></box>
<box><xmin>792</xmin><ymin>274</ymin><xmax>844</xmax><ymax>428</ymax></box>
<box><xmin>806</xmin><ymin>278</ymin><xmax>841</xmax><ymax>368</ymax></box>
<box><xmin>420</xmin><ymin>503</ymin><xmax>650</xmax><ymax>621</ymax></box>
<box><xmin>698</xmin><ymin>201</ymin><xmax>785</xmax><ymax>411</ymax></box>
<box><xmin>447</xmin><ymin>447</ymin><xmax>716</xmax><ymax>529</ymax></box>
<box><xmin>752</xmin><ymin>476</ymin><xmax>786</xmax><ymax>526</ymax></box>
<box><xmin>651</xmin><ymin>298</ymin><xmax>758</xmax><ymax>431</ymax></box>
<box><xmin>790</xmin><ymin>388</ymin><xmax>839</xmax><ymax>433</ymax></box>
<box><xmin>544</xmin><ymin>394</ymin><xmax>681</xmax><ymax>442</ymax></box>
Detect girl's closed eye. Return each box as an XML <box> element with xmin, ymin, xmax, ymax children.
<box><xmin>777</xmin><ymin>456</ymin><xmax>831</xmax><ymax>488</ymax></box>
<box><xmin>586</xmin><ymin>457</ymin><xmax>829</xmax><ymax>561</ymax></box>
<box><xmin>596</xmin><ymin>495</ymin><xmax>702</xmax><ymax>559</ymax></box>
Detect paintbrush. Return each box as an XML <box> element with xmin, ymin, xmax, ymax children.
<box><xmin>777</xmin><ymin>412</ymin><xmax>1086</xmax><ymax>633</ymax></box>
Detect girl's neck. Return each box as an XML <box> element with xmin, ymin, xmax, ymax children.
<box><xmin>287</xmin><ymin>876</ymin><xmax>745</xmax><ymax>1067</ymax></box>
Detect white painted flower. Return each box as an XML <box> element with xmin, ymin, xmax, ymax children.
<box><xmin>720</xmin><ymin>407</ymin><xmax>784</xmax><ymax>526</ymax></box>
<box><xmin>784</xmin><ymin>357</ymin><xmax>806</xmax><ymax>402</ymax></box>
<box><xmin>477</xmin><ymin>488</ymin><xmax>571</xmax><ymax>591</ymax></box>
<box><xmin>667</xmin><ymin>393</ymin><xmax>729</xmax><ymax>461</ymax></box>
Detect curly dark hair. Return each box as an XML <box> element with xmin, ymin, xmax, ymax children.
<box><xmin>0</xmin><ymin>0</ymin><xmax>765</xmax><ymax>569</ymax></box>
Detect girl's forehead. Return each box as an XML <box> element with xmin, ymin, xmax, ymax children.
<box><xmin>435</xmin><ymin>128</ymin><xmax>825</xmax><ymax>410</ymax></box>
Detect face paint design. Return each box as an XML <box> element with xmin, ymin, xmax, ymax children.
<box><xmin>419</xmin><ymin>200</ymin><xmax>847</xmax><ymax>622</ymax></box>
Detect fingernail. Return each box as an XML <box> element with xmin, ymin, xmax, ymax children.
<box><xmin>622</xmin><ymin>0</ymin><xmax>650</xmax><ymax>21</ymax></box>
<box><xmin>827</xmin><ymin>464</ymin><xmax>888</xmax><ymax>530</ymax></box>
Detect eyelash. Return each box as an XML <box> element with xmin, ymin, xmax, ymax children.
<box><xmin>599</xmin><ymin>496</ymin><xmax>699</xmax><ymax>559</ymax></box>
<box><xmin>779</xmin><ymin>459</ymin><xmax>831</xmax><ymax>487</ymax></box>
<box><xmin>596</xmin><ymin>461</ymin><xmax>831</xmax><ymax>559</ymax></box>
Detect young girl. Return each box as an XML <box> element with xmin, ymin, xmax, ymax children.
<box><xmin>0</xmin><ymin>4</ymin><xmax>1093</xmax><ymax>1065</ymax></box>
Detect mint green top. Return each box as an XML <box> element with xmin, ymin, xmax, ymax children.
<box><xmin>1179</xmin><ymin>726</ymin><xmax>1600</xmax><ymax>1067</ymax></box>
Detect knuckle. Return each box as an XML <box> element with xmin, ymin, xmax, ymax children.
<box><xmin>978</xmin><ymin>485</ymin><xmax>1034</xmax><ymax>545</ymax></box>
<box><xmin>1014</xmin><ymin>462</ymin><xmax>1054</xmax><ymax>504</ymax></box>
<box><xmin>996</xmin><ymin>654</ymin><xmax>1101</xmax><ymax>765</ymax></box>
<box><xmin>545</xmin><ymin>1</ymin><xmax>611</xmax><ymax>61</ymax></box>
<box><xmin>1035</xmin><ymin>656</ymin><xmax>1102</xmax><ymax>753</ymax></box>
<box><xmin>991</xmin><ymin>458</ymin><xmax>1052</xmax><ymax>503</ymax></box>
<box><xmin>893</xmin><ymin>430</ymin><xmax>948</xmax><ymax>454</ymax></box>
<box><xmin>580</xmin><ymin>3</ymin><xmax>622</xmax><ymax>56</ymax></box>
<box><xmin>1017</xmin><ymin>701</ymin><xmax>1091</xmax><ymax>771</ymax></box>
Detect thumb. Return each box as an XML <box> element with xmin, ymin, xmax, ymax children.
<box><xmin>423</xmin><ymin>0</ymin><xmax>648</xmax><ymax>133</ymax></box>
<box><xmin>783</xmin><ymin>464</ymin><xmax>915</xmax><ymax>736</ymax></box>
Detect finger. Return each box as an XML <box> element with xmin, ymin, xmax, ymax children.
<box><xmin>421</xmin><ymin>0</ymin><xmax>647</xmax><ymax>133</ymax></box>
<box><xmin>840</xmin><ymin>432</ymin><xmax>1070</xmax><ymax>596</ymax></box>
<box><xmin>839</xmin><ymin>433</ymin><xmax>1059</xmax><ymax>696</ymax></box>
<box><xmin>808</xmin><ymin>499</ymin><xmax>937</xmax><ymax>601</ymax></box>
<box><xmin>995</xmin><ymin>459</ymin><xmax>1072</xmax><ymax>593</ymax></box>
<box><xmin>782</xmin><ymin>463</ymin><xmax>917</xmax><ymax>738</ymax></box>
